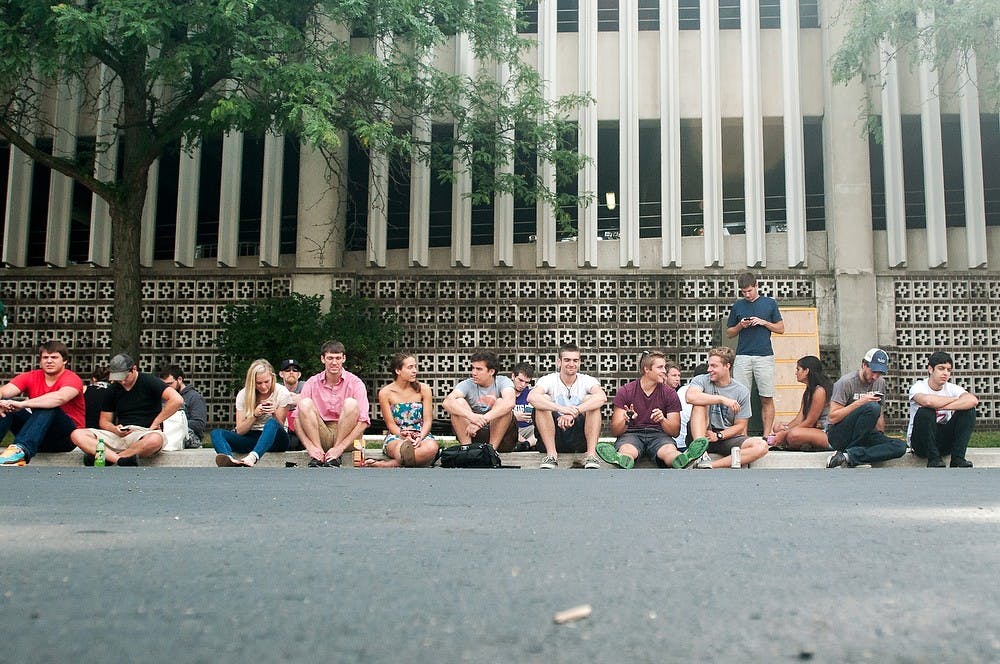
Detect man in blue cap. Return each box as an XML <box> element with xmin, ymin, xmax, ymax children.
<box><xmin>826</xmin><ymin>348</ymin><xmax>906</xmax><ymax>468</ymax></box>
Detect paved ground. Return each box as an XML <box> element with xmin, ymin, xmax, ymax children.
<box><xmin>2</xmin><ymin>468</ymin><xmax>999</xmax><ymax>663</ymax></box>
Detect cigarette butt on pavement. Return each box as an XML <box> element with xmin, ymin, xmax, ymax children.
<box><xmin>553</xmin><ymin>604</ymin><xmax>592</xmax><ymax>624</ymax></box>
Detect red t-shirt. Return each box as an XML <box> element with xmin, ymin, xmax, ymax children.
<box><xmin>10</xmin><ymin>368</ymin><xmax>86</xmax><ymax>428</ymax></box>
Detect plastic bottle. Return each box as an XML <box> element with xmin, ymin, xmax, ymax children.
<box><xmin>95</xmin><ymin>438</ymin><xmax>106</xmax><ymax>467</ymax></box>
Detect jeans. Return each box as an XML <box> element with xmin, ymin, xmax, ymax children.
<box><xmin>0</xmin><ymin>408</ymin><xmax>77</xmax><ymax>460</ymax></box>
<box><xmin>210</xmin><ymin>419</ymin><xmax>289</xmax><ymax>459</ymax></box>
<box><xmin>826</xmin><ymin>401</ymin><xmax>906</xmax><ymax>464</ymax></box>
<box><xmin>909</xmin><ymin>407</ymin><xmax>976</xmax><ymax>461</ymax></box>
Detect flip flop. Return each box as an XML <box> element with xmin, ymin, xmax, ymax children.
<box><xmin>672</xmin><ymin>437</ymin><xmax>709</xmax><ymax>469</ymax></box>
<box><xmin>215</xmin><ymin>454</ymin><xmax>247</xmax><ymax>468</ymax></box>
<box><xmin>596</xmin><ymin>442</ymin><xmax>634</xmax><ymax>469</ymax></box>
<box><xmin>399</xmin><ymin>440</ymin><xmax>416</xmax><ymax>467</ymax></box>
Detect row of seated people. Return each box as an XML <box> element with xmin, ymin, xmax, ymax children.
<box><xmin>0</xmin><ymin>341</ymin><xmax>979</xmax><ymax>469</ymax></box>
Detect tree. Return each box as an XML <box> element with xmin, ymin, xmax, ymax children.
<box><xmin>215</xmin><ymin>291</ymin><xmax>401</xmax><ymax>388</ymax></box>
<box><xmin>0</xmin><ymin>0</ymin><xmax>589</xmax><ymax>359</ymax></box>
<box><xmin>830</xmin><ymin>0</ymin><xmax>1000</xmax><ymax>134</ymax></box>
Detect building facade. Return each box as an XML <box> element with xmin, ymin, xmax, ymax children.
<box><xmin>2</xmin><ymin>0</ymin><xmax>999</xmax><ymax>429</ymax></box>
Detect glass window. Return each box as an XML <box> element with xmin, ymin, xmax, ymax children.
<box><xmin>598</xmin><ymin>0</ymin><xmax>619</xmax><ymax>32</ymax></box>
<box><xmin>679</xmin><ymin>0</ymin><xmax>700</xmax><ymax>30</ymax></box>
<box><xmin>519</xmin><ymin>1</ymin><xmax>539</xmax><ymax>34</ymax></box>
<box><xmin>638</xmin><ymin>0</ymin><xmax>659</xmax><ymax>30</ymax></box>
<box><xmin>558</xmin><ymin>0</ymin><xmax>579</xmax><ymax>32</ymax></box>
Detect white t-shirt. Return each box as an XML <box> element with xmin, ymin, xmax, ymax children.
<box><xmin>673</xmin><ymin>384</ymin><xmax>694</xmax><ymax>449</ymax></box>
<box><xmin>235</xmin><ymin>383</ymin><xmax>293</xmax><ymax>431</ymax></box>
<box><xmin>907</xmin><ymin>378</ymin><xmax>968</xmax><ymax>443</ymax></box>
<box><xmin>534</xmin><ymin>372</ymin><xmax>601</xmax><ymax>407</ymax></box>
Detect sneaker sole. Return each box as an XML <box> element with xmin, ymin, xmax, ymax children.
<box><xmin>673</xmin><ymin>437</ymin><xmax>709</xmax><ymax>469</ymax></box>
<box><xmin>595</xmin><ymin>443</ymin><xmax>633</xmax><ymax>469</ymax></box>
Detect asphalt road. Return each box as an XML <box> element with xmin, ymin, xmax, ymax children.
<box><xmin>2</xmin><ymin>467</ymin><xmax>999</xmax><ymax>663</ymax></box>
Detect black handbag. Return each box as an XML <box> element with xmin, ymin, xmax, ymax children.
<box><xmin>436</xmin><ymin>443</ymin><xmax>502</xmax><ymax>468</ymax></box>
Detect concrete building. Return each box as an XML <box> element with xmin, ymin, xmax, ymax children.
<box><xmin>2</xmin><ymin>0</ymin><xmax>998</xmax><ymax>429</ymax></box>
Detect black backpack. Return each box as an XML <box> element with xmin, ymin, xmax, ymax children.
<box><xmin>435</xmin><ymin>443</ymin><xmax>503</xmax><ymax>468</ymax></box>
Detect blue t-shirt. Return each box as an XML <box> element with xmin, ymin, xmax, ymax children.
<box><xmin>727</xmin><ymin>295</ymin><xmax>782</xmax><ymax>356</ymax></box>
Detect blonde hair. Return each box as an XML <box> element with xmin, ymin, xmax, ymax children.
<box><xmin>242</xmin><ymin>359</ymin><xmax>277</xmax><ymax>419</ymax></box>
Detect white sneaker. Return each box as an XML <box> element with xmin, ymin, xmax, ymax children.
<box><xmin>695</xmin><ymin>452</ymin><xmax>714</xmax><ymax>469</ymax></box>
<box><xmin>583</xmin><ymin>455</ymin><xmax>600</xmax><ymax>470</ymax></box>
<box><xmin>540</xmin><ymin>455</ymin><xmax>558</xmax><ymax>469</ymax></box>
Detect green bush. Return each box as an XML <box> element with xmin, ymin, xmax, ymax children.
<box><xmin>216</xmin><ymin>291</ymin><xmax>402</xmax><ymax>388</ymax></box>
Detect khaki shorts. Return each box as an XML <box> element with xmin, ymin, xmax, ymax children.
<box><xmin>317</xmin><ymin>421</ymin><xmax>340</xmax><ymax>451</ymax></box>
<box><xmin>86</xmin><ymin>427</ymin><xmax>164</xmax><ymax>453</ymax></box>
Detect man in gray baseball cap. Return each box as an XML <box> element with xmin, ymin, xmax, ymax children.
<box><xmin>825</xmin><ymin>348</ymin><xmax>906</xmax><ymax>468</ymax></box>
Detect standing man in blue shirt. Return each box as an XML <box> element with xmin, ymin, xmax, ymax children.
<box><xmin>726</xmin><ymin>272</ymin><xmax>784</xmax><ymax>437</ymax></box>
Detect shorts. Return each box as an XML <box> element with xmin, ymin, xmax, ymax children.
<box><xmin>317</xmin><ymin>421</ymin><xmax>340</xmax><ymax>451</ymax></box>
<box><xmin>471</xmin><ymin>415</ymin><xmax>518</xmax><ymax>452</ymax></box>
<box><xmin>541</xmin><ymin>412</ymin><xmax>588</xmax><ymax>454</ymax></box>
<box><xmin>732</xmin><ymin>355</ymin><xmax>776</xmax><ymax>397</ymax></box>
<box><xmin>616</xmin><ymin>429</ymin><xmax>676</xmax><ymax>462</ymax></box>
<box><xmin>706</xmin><ymin>434</ymin><xmax>750</xmax><ymax>456</ymax></box>
<box><xmin>85</xmin><ymin>427</ymin><xmax>163</xmax><ymax>453</ymax></box>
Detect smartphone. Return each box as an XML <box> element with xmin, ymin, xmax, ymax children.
<box><xmin>871</xmin><ymin>391</ymin><xmax>884</xmax><ymax>400</ymax></box>
<box><xmin>742</xmin><ymin>317</ymin><xmax>751</xmax><ymax>323</ymax></box>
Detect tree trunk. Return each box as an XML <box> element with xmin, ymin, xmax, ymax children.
<box><xmin>109</xmin><ymin>190</ymin><xmax>145</xmax><ymax>362</ymax></box>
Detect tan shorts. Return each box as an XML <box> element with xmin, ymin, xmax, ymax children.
<box><xmin>317</xmin><ymin>421</ymin><xmax>340</xmax><ymax>451</ymax></box>
<box><xmin>86</xmin><ymin>427</ymin><xmax>164</xmax><ymax>453</ymax></box>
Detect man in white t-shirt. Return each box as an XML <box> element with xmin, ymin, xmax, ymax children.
<box><xmin>907</xmin><ymin>351</ymin><xmax>978</xmax><ymax>468</ymax></box>
<box><xmin>528</xmin><ymin>343</ymin><xmax>607</xmax><ymax>469</ymax></box>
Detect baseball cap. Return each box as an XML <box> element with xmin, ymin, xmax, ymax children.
<box><xmin>863</xmin><ymin>348</ymin><xmax>889</xmax><ymax>373</ymax></box>
<box><xmin>279</xmin><ymin>359</ymin><xmax>302</xmax><ymax>372</ymax></box>
<box><xmin>108</xmin><ymin>353</ymin><xmax>136</xmax><ymax>381</ymax></box>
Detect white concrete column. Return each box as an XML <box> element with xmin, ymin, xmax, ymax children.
<box><xmin>958</xmin><ymin>53</ymin><xmax>987</xmax><ymax>269</ymax></box>
<box><xmin>367</xmin><ymin>148</ymin><xmax>389</xmax><ymax>267</ymax></box>
<box><xmin>577</xmin><ymin>0</ymin><xmax>598</xmax><ymax>268</ymax></box>
<box><xmin>700</xmin><ymin>0</ymin><xmax>723</xmax><ymax>267</ymax></box>
<box><xmin>45</xmin><ymin>78</ymin><xmax>82</xmax><ymax>267</ymax></box>
<box><xmin>140</xmin><ymin>159</ymin><xmax>159</xmax><ymax>267</ymax></box>
<box><xmin>659</xmin><ymin>0</ymin><xmax>682</xmax><ymax>267</ymax></box>
<box><xmin>215</xmin><ymin>130</ymin><xmax>244</xmax><ymax>267</ymax></box>
<box><xmin>780</xmin><ymin>0</ymin><xmax>806</xmax><ymax>267</ymax></box>
<box><xmin>89</xmin><ymin>65</ymin><xmax>120</xmax><ymax>267</ymax></box>
<box><xmin>451</xmin><ymin>32</ymin><xmax>474</xmax><ymax>268</ymax></box>
<box><xmin>741</xmin><ymin>0</ymin><xmax>765</xmax><ymax>267</ymax></box>
<box><xmin>917</xmin><ymin>10</ymin><xmax>947</xmax><ymax>268</ymax></box>
<box><xmin>879</xmin><ymin>41</ymin><xmax>907</xmax><ymax>268</ymax></box>
<box><xmin>820</xmin><ymin>0</ymin><xmax>878</xmax><ymax>368</ymax></box>
<box><xmin>619</xmin><ymin>0</ymin><xmax>640</xmax><ymax>268</ymax></box>
<box><xmin>174</xmin><ymin>141</ymin><xmax>201</xmax><ymax>267</ymax></box>
<box><xmin>296</xmin><ymin>139</ymin><xmax>345</xmax><ymax>269</ymax></box>
<box><xmin>259</xmin><ymin>131</ymin><xmax>284</xmax><ymax>267</ymax></box>
<box><xmin>493</xmin><ymin>54</ymin><xmax>515</xmax><ymax>268</ymax></box>
<box><xmin>535</xmin><ymin>0</ymin><xmax>557</xmax><ymax>268</ymax></box>
<box><xmin>410</xmin><ymin>115</ymin><xmax>432</xmax><ymax>267</ymax></box>
<box><xmin>3</xmin><ymin>143</ymin><xmax>33</xmax><ymax>267</ymax></box>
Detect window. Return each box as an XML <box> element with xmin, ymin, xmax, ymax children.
<box><xmin>518</xmin><ymin>1</ymin><xmax>539</xmax><ymax>34</ymax></box>
<box><xmin>679</xmin><ymin>0</ymin><xmax>699</xmax><ymax>30</ymax></box>
<box><xmin>720</xmin><ymin>0</ymin><xmax>740</xmax><ymax>30</ymax></box>
<box><xmin>638</xmin><ymin>0</ymin><xmax>659</xmax><ymax>30</ymax></box>
<box><xmin>598</xmin><ymin>0</ymin><xmax>619</xmax><ymax>32</ymax></box>
<box><xmin>558</xmin><ymin>0</ymin><xmax>579</xmax><ymax>32</ymax></box>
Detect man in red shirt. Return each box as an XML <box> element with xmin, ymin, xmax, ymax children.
<box><xmin>0</xmin><ymin>340</ymin><xmax>86</xmax><ymax>465</ymax></box>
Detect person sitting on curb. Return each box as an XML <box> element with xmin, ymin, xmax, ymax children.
<box><xmin>597</xmin><ymin>350</ymin><xmax>705</xmax><ymax>469</ymax></box>
<box><xmin>684</xmin><ymin>346</ymin><xmax>769</xmax><ymax>469</ymax></box>
<box><xmin>826</xmin><ymin>348</ymin><xmax>906</xmax><ymax>468</ymax></box>
<box><xmin>295</xmin><ymin>340</ymin><xmax>370</xmax><ymax>467</ymax></box>
<box><xmin>210</xmin><ymin>359</ymin><xmax>292</xmax><ymax>467</ymax></box>
<box><xmin>367</xmin><ymin>352</ymin><xmax>439</xmax><ymax>467</ymax></box>
<box><xmin>769</xmin><ymin>355</ymin><xmax>833</xmax><ymax>451</ymax></box>
<box><xmin>0</xmin><ymin>340</ymin><xmax>86</xmax><ymax>466</ymax></box>
<box><xmin>158</xmin><ymin>364</ymin><xmax>207</xmax><ymax>449</ymax></box>
<box><xmin>528</xmin><ymin>342</ymin><xmax>607</xmax><ymax>470</ymax></box>
<box><xmin>906</xmin><ymin>350</ymin><xmax>978</xmax><ymax>468</ymax></box>
<box><xmin>442</xmin><ymin>350</ymin><xmax>517</xmax><ymax>453</ymax></box>
<box><xmin>70</xmin><ymin>353</ymin><xmax>183</xmax><ymax>466</ymax></box>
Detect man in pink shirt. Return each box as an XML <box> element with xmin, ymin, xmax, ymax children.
<box><xmin>0</xmin><ymin>340</ymin><xmax>86</xmax><ymax>465</ymax></box>
<box><xmin>295</xmin><ymin>340</ymin><xmax>370</xmax><ymax>467</ymax></box>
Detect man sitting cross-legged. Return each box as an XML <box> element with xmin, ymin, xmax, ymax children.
<box><xmin>596</xmin><ymin>351</ymin><xmax>707</xmax><ymax>469</ymax></box>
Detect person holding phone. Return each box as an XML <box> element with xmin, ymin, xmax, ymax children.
<box><xmin>825</xmin><ymin>348</ymin><xmax>906</xmax><ymax>468</ymax></box>
<box><xmin>210</xmin><ymin>359</ymin><xmax>292</xmax><ymax>467</ymax></box>
<box><xmin>70</xmin><ymin>353</ymin><xmax>183</xmax><ymax>466</ymax></box>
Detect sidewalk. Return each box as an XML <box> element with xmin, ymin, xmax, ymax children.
<box><xmin>24</xmin><ymin>446</ymin><xmax>1000</xmax><ymax>468</ymax></box>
